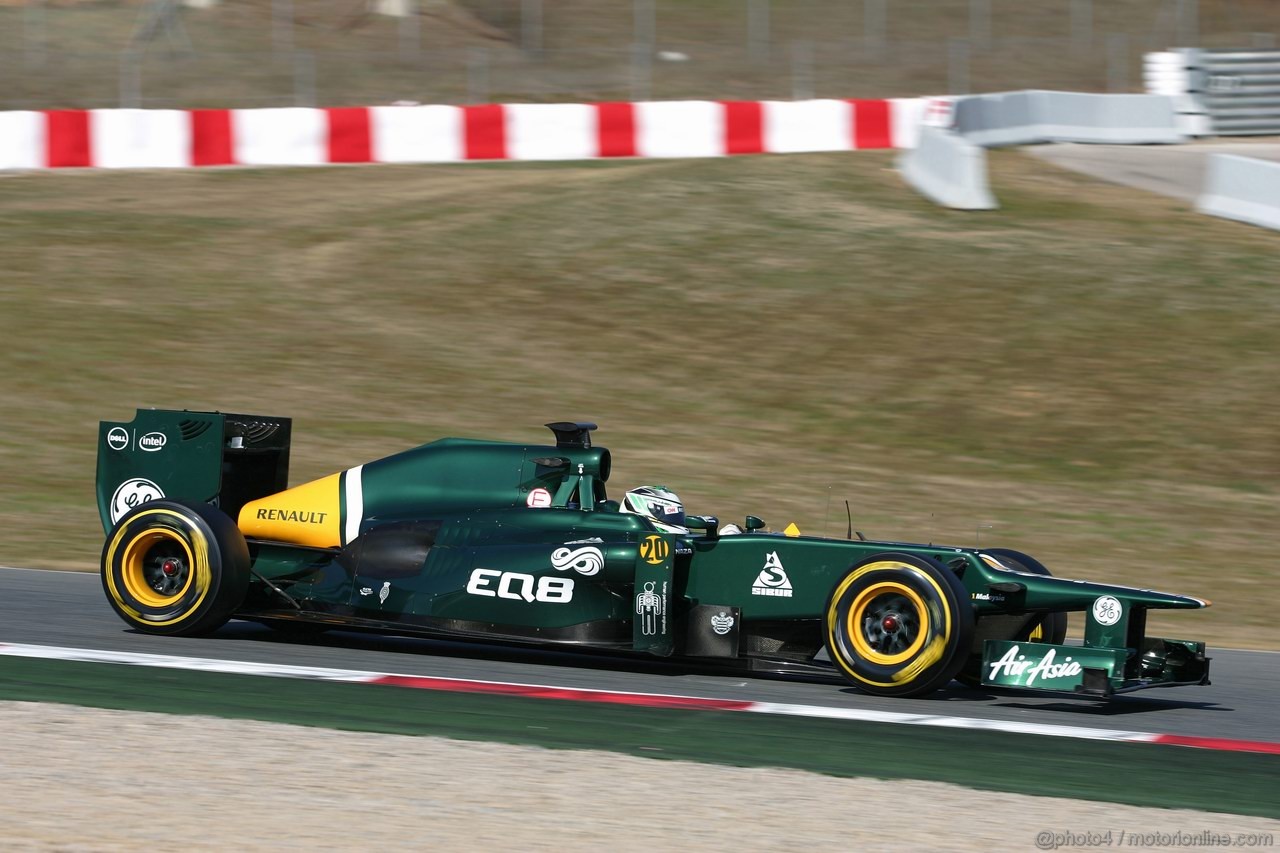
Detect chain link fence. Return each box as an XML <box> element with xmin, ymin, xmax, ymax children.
<box><xmin>0</xmin><ymin>0</ymin><xmax>1276</xmax><ymax>109</ymax></box>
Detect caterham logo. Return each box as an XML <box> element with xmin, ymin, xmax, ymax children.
<box><xmin>986</xmin><ymin>645</ymin><xmax>1083</xmax><ymax>686</ymax></box>
<box><xmin>752</xmin><ymin>552</ymin><xmax>793</xmax><ymax>597</ymax></box>
<box><xmin>551</xmin><ymin>545</ymin><xmax>604</xmax><ymax>576</ymax></box>
<box><xmin>639</xmin><ymin>535</ymin><xmax>669</xmax><ymax>565</ymax></box>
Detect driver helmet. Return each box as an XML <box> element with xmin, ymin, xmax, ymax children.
<box><xmin>620</xmin><ymin>485</ymin><xmax>687</xmax><ymax>533</ymax></box>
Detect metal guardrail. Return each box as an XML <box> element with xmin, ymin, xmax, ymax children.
<box><xmin>1196</xmin><ymin>49</ymin><xmax>1280</xmax><ymax>136</ymax></box>
<box><xmin>1147</xmin><ymin>48</ymin><xmax>1280</xmax><ymax>136</ymax></box>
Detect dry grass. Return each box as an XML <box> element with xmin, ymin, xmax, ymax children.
<box><xmin>0</xmin><ymin>150</ymin><xmax>1277</xmax><ymax>648</ymax></box>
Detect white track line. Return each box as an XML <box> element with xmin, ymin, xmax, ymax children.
<box><xmin>0</xmin><ymin>641</ymin><xmax>1210</xmax><ymax>749</ymax></box>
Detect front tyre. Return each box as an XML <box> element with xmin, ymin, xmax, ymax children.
<box><xmin>981</xmin><ymin>548</ymin><xmax>1067</xmax><ymax>646</ymax></box>
<box><xmin>101</xmin><ymin>499</ymin><xmax>250</xmax><ymax>636</ymax></box>
<box><xmin>824</xmin><ymin>552</ymin><xmax>975</xmax><ymax>698</ymax></box>
<box><xmin>955</xmin><ymin>548</ymin><xmax>1070</xmax><ymax>688</ymax></box>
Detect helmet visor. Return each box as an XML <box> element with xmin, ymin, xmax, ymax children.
<box><xmin>638</xmin><ymin>495</ymin><xmax>685</xmax><ymax>528</ymax></box>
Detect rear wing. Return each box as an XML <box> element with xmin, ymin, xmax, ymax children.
<box><xmin>96</xmin><ymin>408</ymin><xmax>291</xmax><ymax>534</ymax></box>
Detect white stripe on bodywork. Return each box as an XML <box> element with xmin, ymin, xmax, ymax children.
<box><xmin>344</xmin><ymin>464</ymin><xmax>364</xmax><ymax>545</ymax></box>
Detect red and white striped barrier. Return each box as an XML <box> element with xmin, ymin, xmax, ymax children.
<box><xmin>2</xmin><ymin>641</ymin><xmax>1277</xmax><ymax>755</ymax></box>
<box><xmin>0</xmin><ymin>99</ymin><xmax>925</xmax><ymax>170</ymax></box>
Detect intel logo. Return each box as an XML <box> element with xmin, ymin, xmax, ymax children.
<box><xmin>106</xmin><ymin>427</ymin><xmax>129</xmax><ymax>451</ymax></box>
<box><xmin>139</xmin><ymin>432</ymin><xmax>167</xmax><ymax>452</ymax></box>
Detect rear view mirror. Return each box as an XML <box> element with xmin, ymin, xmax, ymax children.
<box><xmin>685</xmin><ymin>515</ymin><xmax>719</xmax><ymax>540</ymax></box>
<box><xmin>744</xmin><ymin>516</ymin><xmax>766</xmax><ymax>531</ymax></box>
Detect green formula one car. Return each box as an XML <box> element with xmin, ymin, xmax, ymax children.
<box><xmin>96</xmin><ymin>410</ymin><xmax>1212</xmax><ymax>699</ymax></box>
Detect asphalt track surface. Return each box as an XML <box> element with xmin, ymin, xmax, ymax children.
<box><xmin>2</xmin><ymin>566</ymin><xmax>1275</xmax><ymax>742</ymax></box>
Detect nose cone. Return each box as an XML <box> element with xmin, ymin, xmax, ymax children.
<box><xmin>1017</xmin><ymin>573</ymin><xmax>1211</xmax><ymax>612</ymax></box>
<box><xmin>1122</xmin><ymin>590</ymin><xmax>1211</xmax><ymax>610</ymax></box>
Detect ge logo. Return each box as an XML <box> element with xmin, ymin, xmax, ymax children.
<box><xmin>1092</xmin><ymin>595</ymin><xmax>1123</xmax><ymax>627</ymax></box>
<box><xmin>639</xmin><ymin>535</ymin><xmax>669</xmax><ymax>565</ymax></box>
<box><xmin>110</xmin><ymin>478</ymin><xmax>165</xmax><ymax>524</ymax></box>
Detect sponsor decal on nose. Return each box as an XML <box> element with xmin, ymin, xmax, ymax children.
<box><xmin>1092</xmin><ymin>596</ymin><xmax>1123</xmax><ymax>626</ymax></box>
<box><xmin>987</xmin><ymin>645</ymin><xmax>1083</xmax><ymax>686</ymax></box>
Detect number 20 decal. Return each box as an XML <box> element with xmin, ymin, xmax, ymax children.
<box><xmin>639</xmin><ymin>535</ymin><xmax>669</xmax><ymax>565</ymax></box>
<box><xmin>466</xmin><ymin>568</ymin><xmax>575</xmax><ymax>604</ymax></box>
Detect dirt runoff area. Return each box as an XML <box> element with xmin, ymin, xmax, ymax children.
<box><xmin>1</xmin><ymin>702</ymin><xmax>1275</xmax><ymax>851</ymax></box>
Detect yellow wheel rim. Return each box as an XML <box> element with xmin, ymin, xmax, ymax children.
<box><xmin>847</xmin><ymin>580</ymin><xmax>929</xmax><ymax>666</ymax></box>
<box><xmin>120</xmin><ymin>529</ymin><xmax>194</xmax><ymax>608</ymax></box>
<box><xmin>1028</xmin><ymin>621</ymin><xmax>1045</xmax><ymax>642</ymax></box>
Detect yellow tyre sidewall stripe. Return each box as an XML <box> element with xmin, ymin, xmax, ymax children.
<box><xmin>846</xmin><ymin>580</ymin><xmax>929</xmax><ymax>666</ymax></box>
<box><xmin>826</xmin><ymin>561</ymin><xmax>953</xmax><ymax>689</ymax></box>
<box><xmin>105</xmin><ymin>508</ymin><xmax>213</xmax><ymax>627</ymax></box>
<box><xmin>119</xmin><ymin>528</ymin><xmax>195</xmax><ymax>608</ymax></box>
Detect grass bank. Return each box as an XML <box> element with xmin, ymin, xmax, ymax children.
<box><xmin>0</xmin><ymin>150</ymin><xmax>1276</xmax><ymax>647</ymax></box>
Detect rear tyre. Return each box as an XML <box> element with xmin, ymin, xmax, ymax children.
<box><xmin>824</xmin><ymin>552</ymin><xmax>975</xmax><ymax>698</ymax></box>
<box><xmin>101</xmin><ymin>499</ymin><xmax>250</xmax><ymax>636</ymax></box>
<box><xmin>957</xmin><ymin>548</ymin><xmax>1068</xmax><ymax>687</ymax></box>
